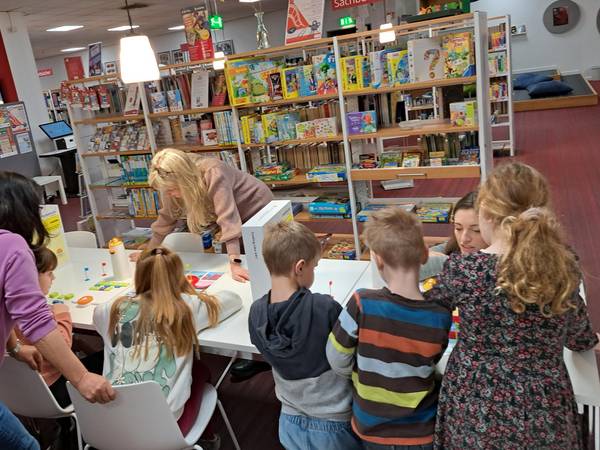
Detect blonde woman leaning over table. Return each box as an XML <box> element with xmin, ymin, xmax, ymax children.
<box><xmin>130</xmin><ymin>148</ymin><xmax>273</xmax><ymax>282</ymax></box>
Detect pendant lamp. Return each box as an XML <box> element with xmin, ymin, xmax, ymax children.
<box><xmin>119</xmin><ymin>0</ymin><xmax>159</xmax><ymax>84</ymax></box>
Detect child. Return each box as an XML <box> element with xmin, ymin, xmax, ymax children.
<box><xmin>93</xmin><ymin>246</ymin><xmax>242</xmax><ymax>435</ymax></box>
<box><xmin>15</xmin><ymin>247</ymin><xmax>74</xmax><ymax>408</ymax></box>
<box><xmin>327</xmin><ymin>208</ymin><xmax>451</xmax><ymax>450</ymax></box>
<box><xmin>248</xmin><ymin>221</ymin><xmax>361</xmax><ymax>450</ymax></box>
<box><xmin>426</xmin><ymin>162</ymin><xmax>598</xmax><ymax>449</ymax></box>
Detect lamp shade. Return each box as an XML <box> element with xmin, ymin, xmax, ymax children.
<box><xmin>119</xmin><ymin>35</ymin><xmax>160</xmax><ymax>84</ymax></box>
<box><xmin>379</xmin><ymin>23</ymin><xmax>396</xmax><ymax>44</ymax></box>
<box><xmin>213</xmin><ymin>51</ymin><xmax>226</xmax><ymax>70</ymax></box>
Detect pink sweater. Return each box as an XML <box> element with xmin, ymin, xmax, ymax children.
<box><xmin>150</xmin><ymin>158</ymin><xmax>273</xmax><ymax>255</ymax></box>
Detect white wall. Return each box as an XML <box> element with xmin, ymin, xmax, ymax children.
<box><xmin>474</xmin><ymin>0</ymin><xmax>599</xmax><ymax>74</ymax></box>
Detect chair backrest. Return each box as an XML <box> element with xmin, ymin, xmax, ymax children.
<box><xmin>0</xmin><ymin>357</ymin><xmax>72</xmax><ymax>418</ymax></box>
<box><xmin>65</xmin><ymin>231</ymin><xmax>98</xmax><ymax>249</ymax></box>
<box><xmin>66</xmin><ymin>381</ymin><xmax>188</xmax><ymax>450</ymax></box>
<box><xmin>163</xmin><ymin>232</ymin><xmax>204</xmax><ymax>253</ymax></box>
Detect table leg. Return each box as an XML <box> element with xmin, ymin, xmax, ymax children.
<box><xmin>56</xmin><ymin>177</ymin><xmax>68</xmax><ymax>205</ymax></box>
<box><xmin>215</xmin><ymin>352</ymin><xmax>238</xmax><ymax>390</ymax></box>
<box><xmin>595</xmin><ymin>406</ymin><xmax>599</xmax><ymax>450</ymax></box>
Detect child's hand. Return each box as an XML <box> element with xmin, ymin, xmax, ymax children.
<box><xmin>14</xmin><ymin>344</ymin><xmax>43</xmax><ymax>371</ymax></box>
<box><xmin>52</xmin><ymin>304</ymin><xmax>69</xmax><ymax>314</ymax></box>
<box><xmin>230</xmin><ymin>263</ymin><xmax>250</xmax><ymax>283</ymax></box>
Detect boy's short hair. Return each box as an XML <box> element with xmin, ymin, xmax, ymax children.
<box><xmin>35</xmin><ymin>246</ymin><xmax>58</xmax><ymax>273</ymax></box>
<box><xmin>263</xmin><ymin>221</ymin><xmax>322</xmax><ymax>276</ymax></box>
<box><xmin>362</xmin><ymin>207</ymin><xmax>426</xmax><ymax>270</ymax></box>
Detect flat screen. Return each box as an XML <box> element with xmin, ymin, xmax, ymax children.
<box><xmin>39</xmin><ymin>120</ymin><xmax>73</xmax><ymax>139</ymax></box>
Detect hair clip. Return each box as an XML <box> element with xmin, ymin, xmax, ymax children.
<box><xmin>150</xmin><ymin>248</ymin><xmax>164</xmax><ymax>255</ymax></box>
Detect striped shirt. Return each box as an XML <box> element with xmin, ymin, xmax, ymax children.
<box><xmin>326</xmin><ymin>287</ymin><xmax>451</xmax><ymax>446</ymax></box>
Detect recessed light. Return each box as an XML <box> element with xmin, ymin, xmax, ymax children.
<box><xmin>168</xmin><ymin>25</ymin><xmax>185</xmax><ymax>31</ymax></box>
<box><xmin>108</xmin><ymin>25</ymin><xmax>140</xmax><ymax>32</ymax></box>
<box><xmin>61</xmin><ymin>47</ymin><xmax>86</xmax><ymax>52</ymax></box>
<box><xmin>46</xmin><ymin>25</ymin><xmax>84</xmax><ymax>32</ymax></box>
<box><xmin>239</xmin><ymin>0</ymin><xmax>260</xmax><ymax>2</ymax></box>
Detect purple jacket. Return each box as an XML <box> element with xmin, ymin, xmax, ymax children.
<box><xmin>0</xmin><ymin>229</ymin><xmax>56</xmax><ymax>365</ymax></box>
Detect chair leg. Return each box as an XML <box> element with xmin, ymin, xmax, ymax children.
<box><xmin>217</xmin><ymin>399</ymin><xmax>241</xmax><ymax>450</ymax></box>
<box><xmin>71</xmin><ymin>413</ymin><xmax>83</xmax><ymax>450</ymax></box>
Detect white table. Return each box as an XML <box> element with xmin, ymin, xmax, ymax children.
<box><xmin>33</xmin><ymin>175</ymin><xmax>67</xmax><ymax>205</ymax></box>
<box><xmin>354</xmin><ymin>266</ymin><xmax>600</xmax><ymax>448</ymax></box>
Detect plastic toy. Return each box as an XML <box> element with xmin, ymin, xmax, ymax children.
<box><xmin>76</xmin><ymin>295</ymin><xmax>94</xmax><ymax>305</ymax></box>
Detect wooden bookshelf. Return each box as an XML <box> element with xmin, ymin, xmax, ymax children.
<box><xmin>242</xmin><ymin>135</ymin><xmax>343</xmax><ymax>148</ymax></box>
<box><xmin>351</xmin><ymin>165</ymin><xmax>480</xmax><ymax>181</ymax></box>
<box><xmin>347</xmin><ymin>123</ymin><xmax>478</xmax><ymax>141</ymax></box>
<box><xmin>295</xmin><ymin>211</ymin><xmax>351</xmax><ymax>223</ymax></box>
<box><xmin>149</xmin><ymin>105</ymin><xmax>232</xmax><ymax>118</ymax></box>
<box><xmin>63</xmin><ymin>74</ymin><xmax>120</xmax><ymax>86</ymax></box>
<box><xmin>81</xmin><ymin>149</ymin><xmax>152</xmax><ymax>158</ymax></box>
<box><xmin>158</xmin><ymin>143</ymin><xmax>238</xmax><ymax>153</ymax></box>
<box><xmin>235</xmin><ymin>93</ymin><xmax>339</xmax><ymax>110</ymax></box>
<box><xmin>343</xmin><ymin>76</ymin><xmax>477</xmax><ymax>98</ymax></box>
<box><xmin>73</xmin><ymin>114</ymin><xmax>145</xmax><ymax>125</ymax></box>
<box><xmin>259</xmin><ymin>172</ymin><xmax>346</xmax><ymax>188</ymax></box>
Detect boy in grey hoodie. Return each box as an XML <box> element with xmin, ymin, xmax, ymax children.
<box><xmin>248</xmin><ymin>221</ymin><xmax>361</xmax><ymax>450</ymax></box>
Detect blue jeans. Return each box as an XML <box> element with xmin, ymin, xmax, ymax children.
<box><xmin>0</xmin><ymin>401</ymin><xmax>39</xmax><ymax>450</ymax></box>
<box><xmin>363</xmin><ymin>442</ymin><xmax>433</xmax><ymax>450</ymax></box>
<box><xmin>279</xmin><ymin>413</ymin><xmax>362</xmax><ymax>450</ymax></box>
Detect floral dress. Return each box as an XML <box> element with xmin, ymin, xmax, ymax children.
<box><xmin>426</xmin><ymin>252</ymin><xmax>598</xmax><ymax>450</ymax></box>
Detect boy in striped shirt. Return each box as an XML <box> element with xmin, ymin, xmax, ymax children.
<box><xmin>327</xmin><ymin>207</ymin><xmax>451</xmax><ymax>450</ymax></box>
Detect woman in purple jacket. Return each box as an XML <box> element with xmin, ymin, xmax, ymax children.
<box><xmin>0</xmin><ymin>172</ymin><xmax>115</xmax><ymax>449</ymax></box>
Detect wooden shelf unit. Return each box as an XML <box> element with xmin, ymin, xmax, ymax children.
<box><xmin>347</xmin><ymin>123</ymin><xmax>478</xmax><ymax>141</ymax></box>
<box><xmin>81</xmin><ymin>150</ymin><xmax>152</xmax><ymax>158</ymax></box>
<box><xmin>73</xmin><ymin>114</ymin><xmax>145</xmax><ymax>125</ymax></box>
<box><xmin>351</xmin><ymin>165</ymin><xmax>481</xmax><ymax>181</ymax></box>
<box><xmin>242</xmin><ymin>135</ymin><xmax>343</xmax><ymax>148</ymax></box>
<box><xmin>148</xmin><ymin>105</ymin><xmax>232</xmax><ymax>118</ymax></box>
<box><xmin>344</xmin><ymin>76</ymin><xmax>477</xmax><ymax>97</ymax></box>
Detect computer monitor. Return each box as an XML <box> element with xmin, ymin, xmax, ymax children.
<box><xmin>39</xmin><ymin>120</ymin><xmax>73</xmax><ymax>140</ymax></box>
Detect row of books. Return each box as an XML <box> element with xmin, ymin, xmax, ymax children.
<box><xmin>145</xmin><ymin>71</ymin><xmax>228</xmax><ymax>113</ymax></box>
<box><xmin>153</xmin><ymin>116</ymin><xmax>221</xmax><ymax>147</ymax></box>
<box><xmin>87</xmin><ymin>123</ymin><xmax>150</xmax><ymax>153</ymax></box>
<box><xmin>358</xmin><ymin>143</ymin><xmax>479</xmax><ymax>169</ymax></box>
<box><xmin>490</xmin><ymin>80</ymin><xmax>509</xmax><ymax>100</ymax></box>
<box><xmin>241</xmin><ymin>113</ymin><xmax>338</xmax><ymax>144</ymax></box>
<box><xmin>488</xmin><ymin>52</ymin><xmax>508</xmax><ymax>76</ymax></box>
<box><xmin>120</xmin><ymin>155</ymin><xmax>152</xmax><ymax>184</ymax></box>
<box><xmin>249</xmin><ymin>144</ymin><xmax>345</xmax><ymax>175</ymax></box>
<box><xmin>62</xmin><ymin>82</ymin><xmax>134</xmax><ymax>115</ymax></box>
<box><xmin>128</xmin><ymin>188</ymin><xmax>162</xmax><ymax>217</ymax></box>
<box><xmin>489</xmin><ymin>24</ymin><xmax>507</xmax><ymax>50</ymax></box>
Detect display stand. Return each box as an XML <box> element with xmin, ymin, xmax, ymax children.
<box><xmin>488</xmin><ymin>15</ymin><xmax>515</xmax><ymax>156</ymax></box>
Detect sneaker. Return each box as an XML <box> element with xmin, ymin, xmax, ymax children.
<box><xmin>197</xmin><ymin>433</ymin><xmax>221</xmax><ymax>450</ymax></box>
<box><xmin>230</xmin><ymin>359</ymin><xmax>271</xmax><ymax>382</ymax></box>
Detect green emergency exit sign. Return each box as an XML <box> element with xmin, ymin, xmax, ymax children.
<box><xmin>209</xmin><ymin>15</ymin><xmax>223</xmax><ymax>30</ymax></box>
<box><xmin>339</xmin><ymin>16</ymin><xmax>356</xmax><ymax>29</ymax></box>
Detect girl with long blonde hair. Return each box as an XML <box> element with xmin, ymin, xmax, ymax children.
<box><xmin>93</xmin><ymin>246</ymin><xmax>242</xmax><ymax>434</ymax></box>
<box><xmin>137</xmin><ymin>148</ymin><xmax>273</xmax><ymax>282</ymax></box>
<box><xmin>426</xmin><ymin>162</ymin><xmax>598</xmax><ymax>449</ymax></box>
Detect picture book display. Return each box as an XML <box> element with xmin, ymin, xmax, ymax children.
<box><xmin>123</xmin><ymin>85</ymin><xmax>141</xmax><ymax>116</ymax></box>
<box><xmin>408</xmin><ymin>38</ymin><xmax>445</xmax><ymax>82</ymax></box>
<box><xmin>313</xmin><ymin>53</ymin><xmax>338</xmax><ymax>95</ymax></box>
<box><xmin>416</xmin><ymin>203</ymin><xmax>453</xmax><ymax>223</ymax></box>
<box><xmin>190</xmin><ymin>70</ymin><xmax>210</xmax><ymax>108</ymax></box>
<box><xmin>441</xmin><ymin>32</ymin><xmax>475</xmax><ymax>78</ymax></box>
<box><xmin>283</xmin><ymin>67</ymin><xmax>301</xmax><ymax>99</ymax></box>
<box><xmin>386</xmin><ymin>50</ymin><xmax>410</xmax><ymax>86</ymax></box>
<box><xmin>346</xmin><ymin>111</ymin><xmax>377</xmax><ymax>135</ymax></box>
<box><xmin>450</xmin><ymin>101</ymin><xmax>478</xmax><ymax>127</ymax></box>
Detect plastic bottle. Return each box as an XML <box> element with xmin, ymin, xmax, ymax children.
<box><xmin>109</xmin><ymin>237</ymin><xmax>130</xmax><ymax>280</ymax></box>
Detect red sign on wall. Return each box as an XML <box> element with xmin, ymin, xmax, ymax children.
<box><xmin>331</xmin><ymin>0</ymin><xmax>380</xmax><ymax>10</ymax></box>
<box><xmin>37</xmin><ymin>68</ymin><xmax>53</xmax><ymax>77</ymax></box>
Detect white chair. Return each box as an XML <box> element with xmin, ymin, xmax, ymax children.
<box><xmin>66</xmin><ymin>380</ymin><xmax>240</xmax><ymax>450</ymax></box>
<box><xmin>163</xmin><ymin>232</ymin><xmax>204</xmax><ymax>253</ymax></box>
<box><xmin>65</xmin><ymin>231</ymin><xmax>98</xmax><ymax>248</ymax></box>
<box><xmin>33</xmin><ymin>175</ymin><xmax>68</xmax><ymax>205</ymax></box>
<box><xmin>0</xmin><ymin>357</ymin><xmax>83</xmax><ymax>450</ymax></box>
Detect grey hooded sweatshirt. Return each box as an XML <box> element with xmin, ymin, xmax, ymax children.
<box><xmin>248</xmin><ymin>287</ymin><xmax>353</xmax><ymax>422</ymax></box>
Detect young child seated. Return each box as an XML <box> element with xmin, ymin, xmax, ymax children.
<box><xmin>93</xmin><ymin>246</ymin><xmax>242</xmax><ymax>434</ymax></box>
<box><xmin>15</xmin><ymin>247</ymin><xmax>74</xmax><ymax>408</ymax></box>
<box><xmin>248</xmin><ymin>221</ymin><xmax>361</xmax><ymax>450</ymax></box>
<box><xmin>327</xmin><ymin>208</ymin><xmax>452</xmax><ymax>450</ymax></box>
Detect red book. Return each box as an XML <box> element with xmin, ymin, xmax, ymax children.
<box><xmin>64</xmin><ymin>56</ymin><xmax>85</xmax><ymax>81</ymax></box>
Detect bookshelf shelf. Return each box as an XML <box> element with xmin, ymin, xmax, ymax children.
<box><xmin>490</xmin><ymin>97</ymin><xmax>509</xmax><ymax>103</ymax></box>
<box><xmin>406</xmin><ymin>104</ymin><xmax>435</xmax><ymax>111</ymax></box>
<box><xmin>490</xmin><ymin>72</ymin><xmax>508</xmax><ymax>78</ymax></box>
<box><xmin>89</xmin><ymin>180</ymin><xmax>151</xmax><ymax>190</ymax></box>
<box><xmin>149</xmin><ymin>105</ymin><xmax>232</xmax><ymax>118</ymax></box>
<box><xmin>295</xmin><ymin>211</ymin><xmax>351</xmax><ymax>223</ymax></box>
<box><xmin>81</xmin><ymin>150</ymin><xmax>152</xmax><ymax>158</ymax></box>
<box><xmin>343</xmin><ymin>76</ymin><xmax>477</xmax><ymax>98</ymax></box>
<box><xmin>350</xmin><ymin>165</ymin><xmax>481</xmax><ymax>181</ymax></box>
<box><xmin>260</xmin><ymin>172</ymin><xmax>346</xmax><ymax>188</ymax></box>
<box><xmin>63</xmin><ymin>74</ymin><xmax>120</xmax><ymax>86</ymax></box>
<box><xmin>158</xmin><ymin>143</ymin><xmax>238</xmax><ymax>153</ymax></box>
<box><xmin>242</xmin><ymin>135</ymin><xmax>344</xmax><ymax>148</ymax></box>
<box><xmin>73</xmin><ymin>114</ymin><xmax>145</xmax><ymax>125</ymax></box>
<box><xmin>235</xmin><ymin>93</ymin><xmax>340</xmax><ymax>110</ymax></box>
<box><xmin>347</xmin><ymin>123</ymin><xmax>478</xmax><ymax>141</ymax></box>
<box><xmin>96</xmin><ymin>213</ymin><xmax>158</xmax><ymax>221</ymax></box>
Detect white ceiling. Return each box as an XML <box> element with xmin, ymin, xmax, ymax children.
<box><xmin>2</xmin><ymin>0</ymin><xmax>287</xmax><ymax>59</ymax></box>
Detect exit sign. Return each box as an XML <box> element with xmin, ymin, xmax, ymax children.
<box><xmin>339</xmin><ymin>16</ymin><xmax>356</xmax><ymax>28</ymax></box>
<box><xmin>209</xmin><ymin>15</ymin><xmax>223</xmax><ymax>30</ymax></box>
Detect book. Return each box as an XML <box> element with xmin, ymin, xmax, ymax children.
<box><xmin>276</xmin><ymin>112</ymin><xmax>301</xmax><ymax>141</ymax></box>
<box><xmin>211</xmin><ymin>73</ymin><xmax>228</xmax><ymax>106</ymax></box>
<box><xmin>150</xmin><ymin>92</ymin><xmax>168</xmax><ymax>113</ymax></box>
<box><xmin>267</xmin><ymin>70</ymin><xmax>284</xmax><ymax>100</ymax></box>
<box><xmin>296</xmin><ymin>121</ymin><xmax>316</xmax><ymax>139</ymax></box>
<box><xmin>357</xmin><ymin>203</ymin><xmax>416</xmax><ymax>221</ymax></box>
<box><xmin>441</xmin><ymin>32</ymin><xmax>475</xmax><ymax>78</ymax></box>
<box><xmin>313</xmin><ymin>53</ymin><xmax>338</xmax><ymax>95</ymax></box>
<box><xmin>226</xmin><ymin>66</ymin><xmax>250</xmax><ymax>105</ymax></box>
<box><xmin>306</xmin><ymin>165</ymin><xmax>346</xmax><ymax>182</ymax></box>
<box><xmin>282</xmin><ymin>67</ymin><xmax>301</xmax><ymax>99</ymax></box>
<box><xmin>249</xmin><ymin>69</ymin><xmax>271</xmax><ymax>104</ymax></box>
<box><xmin>309</xmin><ymin>197</ymin><xmax>351</xmax><ymax>215</ymax></box>
<box><xmin>190</xmin><ymin>71</ymin><xmax>210</xmax><ymax>109</ymax></box>
<box><xmin>167</xmin><ymin>90</ymin><xmax>184</xmax><ymax>112</ymax></box>
<box><xmin>416</xmin><ymin>203</ymin><xmax>453</xmax><ymax>223</ymax></box>
<box><xmin>407</xmin><ymin>38</ymin><xmax>444</xmax><ymax>82</ymax></box>
<box><xmin>369</xmin><ymin>50</ymin><xmax>394</xmax><ymax>89</ymax></box>
<box><xmin>261</xmin><ymin>112</ymin><xmax>280</xmax><ymax>143</ymax></box>
<box><xmin>341</xmin><ymin>56</ymin><xmax>363</xmax><ymax>91</ymax></box>
<box><xmin>123</xmin><ymin>85</ymin><xmax>141</xmax><ymax>116</ymax></box>
<box><xmin>386</xmin><ymin>50</ymin><xmax>410</xmax><ymax>86</ymax></box>
<box><xmin>346</xmin><ymin>111</ymin><xmax>377</xmax><ymax>135</ymax></box>
<box><xmin>201</xmin><ymin>129</ymin><xmax>219</xmax><ymax>146</ymax></box>
<box><xmin>299</xmin><ymin>65</ymin><xmax>317</xmax><ymax>96</ymax></box>
<box><xmin>313</xmin><ymin>118</ymin><xmax>337</xmax><ymax>137</ymax></box>
<box><xmin>181</xmin><ymin>121</ymin><xmax>200</xmax><ymax>144</ymax></box>
<box><xmin>450</xmin><ymin>101</ymin><xmax>478</xmax><ymax>127</ymax></box>
<box><xmin>402</xmin><ymin>153</ymin><xmax>421</xmax><ymax>167</ymax></box>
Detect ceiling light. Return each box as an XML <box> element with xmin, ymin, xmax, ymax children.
<box><xmin>108</xmin><ymin>25</ymin><xmax>140</xmax><ymax>31</ymax></box>
<box><xmin>239</xmin><ymin>0</ymin><xmax>260</xmax><ymax>3</ymax></box>
<box><xmin>120</xmin><ymin>35</ymin><xmax>159</xmax><ymax>83</ymax></box>
<box><xmin>46</xmin><ymin>25</ymin><xmax>84</xmax><ymax>32</ymax></box>
<box><xmin>213</xmin><ymin>51</ymin><xmax>226</xmax><ymax>70</ymax></box>
<box><xmin>168</xmin><ymin>25</ymin><xmax>185</xmax><ymax>31</ymax></box>
<box><xmin>379</xmin><ymin>23</ymin><xmax>396</xmax><ymax>43</ymax></box>
<box><xmin>61</xmin><ymin>47</ymin><xmax>86</xmax><ymax>52</ymax></box>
